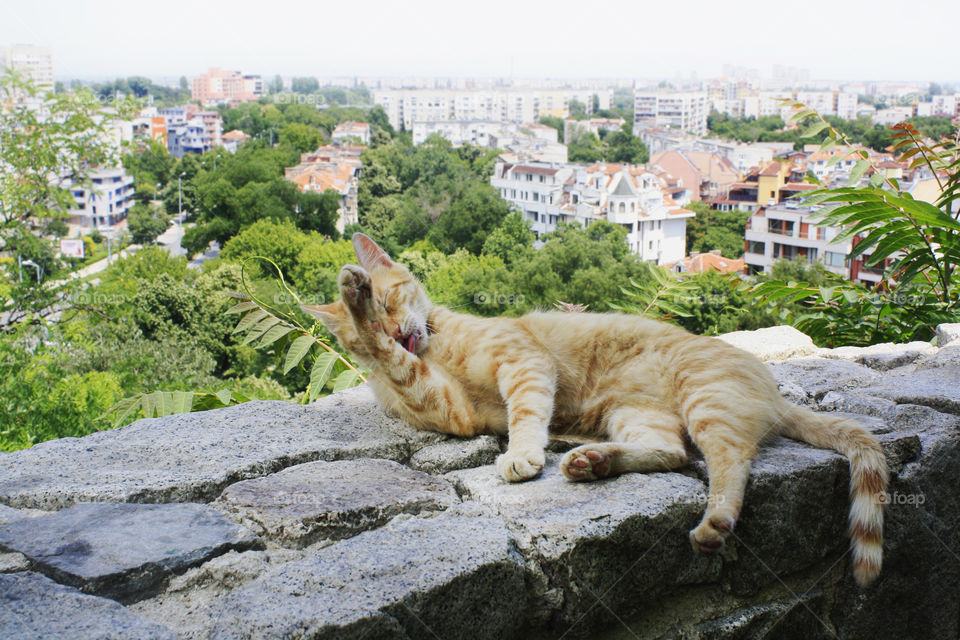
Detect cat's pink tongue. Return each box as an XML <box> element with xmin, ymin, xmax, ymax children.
<box><xmin>406</xmin><ymin>334</ymin><xmax>418</xmax><ymax>353</ymax></box>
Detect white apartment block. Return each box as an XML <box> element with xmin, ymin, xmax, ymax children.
<box><xmin>915</xmin><ymin>94</ymin><xmax>960</xmax><ymax>118</ymax></box>
<box><xmin>714</xmin><ymin>91</ymin><xmax>859</xmax><ymax>121</ymax></box>
<box><xmin>0</xmin><ymin>44</ymin><xmax>54</xmax><ymax>92</ymax></box>
<box><xmin>633</xmin><ymin>91</ymin><xmax>709</xmax><ymax>136</ymax></box>
<box><xmin>743</xmin><ymin>204</ymin><xmax>882</xmax><ymax>285</ymax></box>
<box><xmin>67</xmin><ymin>168</ymin><xmax>135</xmax><ymax>230</ymax></box>
<box><xmin>373</xmin><ymin>88</ymin><xmax>612</xmax><ymax>131</ymax></box>
<box><xmin>490</xmin><ymin>161</ymin><xmax>694</xmax><ymax>265</ymax></box>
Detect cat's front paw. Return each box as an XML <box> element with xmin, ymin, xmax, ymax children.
<box><xmin>338</xmin><ymin>265</ymin><xmax>375</xmax><ymax>321</ymax></box>
<box><xmin>497</xmin><ymin>448</ymin><xmax>545</xmax><ymax>482</ymax></box>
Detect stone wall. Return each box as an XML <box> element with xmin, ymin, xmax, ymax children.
<box><xmin>1</xmin><ymin>325</ymin><xmax>959</xmax><ymax>639</ymax></box>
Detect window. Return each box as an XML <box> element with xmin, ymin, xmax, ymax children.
<box><xmin>747</xmin><ymin>240</ymin><xmax>765</xmax><ymax>255</ymax></box>
<box><xmin>539</xmin><ymin>175</ymin><xmax>545</xmax><ymax>183</ymax></box>
<box><xmin>772</xmin><ymin>242</ymin><xmax>797</xmax><ymax>260</ymax></box>
<box><xmin>619</xmin><ymin>202</ymin><xmax>625</xmax><ymax>213</ymax></box>
<box><xmin>768</xmin><ymin>219</ymin><xmax>794</xmax><ymax>236</ymax></box>
<box><xmin>526</xmin><ymin>174</ymin><xmax>533</xmax><ymax>182</ymax></box>
<box><xmin>823</xmin><ymin>251</ymin><xmax>847</xmax><ymax>268</ymax></box>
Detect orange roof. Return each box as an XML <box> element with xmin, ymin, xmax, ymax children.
<box><xmin>672</xmin><ymin>251</ymin><xmax>745</xmax><ymax>274</ymax></box>
<box><xmin>222</xmin><ymin>129</ymin><xmax>250</xmax><ymax>140</ymax></box>
<box><xmin>759</xmin><ymin>162</ymin><xmax>782</xmax><ymax>177</ymax></box>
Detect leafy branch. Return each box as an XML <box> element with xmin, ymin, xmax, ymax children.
<box><xmin>610</xmin><ymin>267</ymin><xmax>699</xmax><ymax>321</ymax></box>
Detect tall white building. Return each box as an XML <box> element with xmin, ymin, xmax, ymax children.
<box><xmin>633</xmin><ymin>91</ymin><xmax>709</xmax><ymax>136</ymax></box>
<box><xmin>67</xmin><ymin>168</ymin><xmax>135</xmax><ymax>230</ymax></box>
<box><xmin>0</xmin><ymin>44</ymin><xmax>54</xmax><ymax>92</ymax></box>
<box><xmin>491</xmin><ymin>160</ymin><xmax>694</xmax><ymax>264</ymax></box>
<box><xmin>373</xmin><ymin>88</ymin><xmax>612</xmax><ymax>131</ymax></box>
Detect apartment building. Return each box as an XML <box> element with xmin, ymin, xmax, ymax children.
<box><xmin>633</xmin><ymin>92</ymin><xmax>709</xmax><ymax>136</ymax></box>
<box><xmin>743</xmin><ymin>204</ymin><xmax>882</xmax><ymax>285</ymax></box>
<box><xmin>650</xmin><ymin>150</ymin><xmax>739</xmax><ymax>202</ymax></box>
<box><xmin>0</xmin><ymin>44</ymin><xmax>54</xmax><ymax>92</ymax></box>
<box><xmin>191</xmin><ymin>68</ymin><xmax>263</xmax><ymax>107</ymax></box>
<box><xmin>67</xmin><ymin>168</ymin><xmax>135</xmax><ymax>230</ymax></box>
<box><xmin>373</xmin><ymin>88</ymin><xmax>612</xmax><ymax>131</ymax></box>
<box><xmin>490</xmin><ymin>160</ymin><xmax>694</xmax><ymax>264</ymax></box>
<box><xmin>713</xmin><ymin>90</ymin><xmax>859</xmax><ymax>121</ymax></box>
<box><xmin>160</xmin><ymin>105</ymin><xmax>223</xmax><ymax>157</ymax></box>
<box><xmin>284</xmin><ymin>146</ymin><xmax>363</xmax><ymax>233</ymax></box>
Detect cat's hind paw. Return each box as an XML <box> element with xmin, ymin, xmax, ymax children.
<box><xmin>560</xmin><ymin>445</ymin><xmax>616</xmax><ymax>482</ymax></box>
<box><xmin>497</xmin><ymin>448</ymin><xmax>544</xmax><ymax>483</ymax></box>
<box><xmin>689</xmin><ymin>516</ymin><xmax>734</xmax><ymax>555</ymax></box>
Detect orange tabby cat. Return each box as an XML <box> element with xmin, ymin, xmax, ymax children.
<box><xmin>303</xmin><ymin>234</ymin><xmax>888</xmax><ymax>587</ymax></box>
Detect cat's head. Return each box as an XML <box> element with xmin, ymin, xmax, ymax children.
<box><xmin>302</xmin><ymin>233</ymin><xmax>434</xmax><ymax>356</ymax></box>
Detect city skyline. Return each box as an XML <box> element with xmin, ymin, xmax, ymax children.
<box><xmin>2</xmin><ymin>0</ymin><xmax>958</xmax><ymax>84</ymax></box>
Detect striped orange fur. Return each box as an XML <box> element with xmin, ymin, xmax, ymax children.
<box><xmin>302</xmin><ymin>234</ymin><xmax>888</xmax><ymax>587</ymax></box>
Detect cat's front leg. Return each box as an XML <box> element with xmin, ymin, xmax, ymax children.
<box><xmin>337</xmin><ymin>264</ymin><xmax>397</xmax><ymax>355</ymax></box>
<box><xmin>495</xmin><ymin>357</ymin><xmax>556</xmax><ymax>482</ymax></box>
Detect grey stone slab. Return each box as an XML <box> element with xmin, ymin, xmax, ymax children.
<box><xmin>817</xmin><ymin>391</ymin><xmax>897</xmax><ymax>417</ymax></box>
<box><xmin>767</xmin><ymin>358</ymin><xmax>880</xmax><ymax>402</ymax></box>
<box><xmin>0</xmin><ymin>571</ymin><xmax>176</xmax><ymax>640</ymax></box>
<box><xmin>0</xmin><ymin>503</ymin><xmax>46</xmax><ymax>524</ymax></box>
<box><xmin>216</xmin><ymin>458</ymin><xmax>458</xmax><ymax>548</ymax></box>
<box><xmin>0</xmin><ymin>385</ymin><xmax>446</xmax><ymax>509</ymax></box>
<box><xmin>0</xmin><ymin>551</ymin><xmax>29</xmax><ymax>572</ymax></box>
<box><xmin>936</xmin><ymin>323</ymin><xmax>960</xmax><ymax>347</ymax></box>
<box><xmin>204</xmin><ymin>505</ymin><xmax>527</xmax><ymax>640</ymax></box>
<box><xmin>447</xmin><ymin>457</ymin><xmax>709</xmax><ymax>630</ymax></box>
<box><xmin>0</xmin><ymin>502</ymin><xmax>259</xmax><ymax>603</ymax></box>
<box><xmin>916</xmin><ymin>344</ymin><xmax>960</xmax><ymax>369</ymax></box>
<box><xmin>818</xmin><ymin>341</ymin><xmax>936</xmax><ymax>371</ymax></box>
<box><xmin>717</xmin><ymin>325</ymin><xmax>817</xmax><ymax>361</ymax></box>
<box><xmin>408</xmin><ymin>434</ymin><xmax>502</xmax><ymax>474</ymax></box>
<box><xmin>856</xmin><ymin>367</ymin><xmax>960</xmax><ymax>415</ymax></box>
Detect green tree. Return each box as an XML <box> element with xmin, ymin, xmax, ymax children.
<box><xmin>279</xmin><ymin>122</ymin><xmax>322</xmax><ymax>153</ymax></box>
<box><xmin>605</xmin><ymin>124</ymin><xmax>650</xmax><ymax>164</ymax></box>
<box><xmin>538</xmin><ymin>115</ymin><xmax>565</xmax><ymax>142</ymax></box>
<box><xmin>684</xmin><ymin>201</ymin><xmax>750</xmax><ymax>258</ymax></box>
<box><xmin>127</xmin><ymin>202</ymin><xmax>169</xmax><ymax>245</ymax></box>
<box><xmin>482</xmin><ymin>212</ymin><xmax>535</xmax><ymax>264</ymax></box>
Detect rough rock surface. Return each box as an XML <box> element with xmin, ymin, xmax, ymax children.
<box><xmin>0</xmin><ymin>502</ymin><xmax>259</xmax><ymax>602</ymax></box>
<box><xmin>408</xmin><ymin>434</ymin><xmax>502</xmax><ymax>473</ymax></box>
<box><xmin>0</xmin><ymin>326</ymin><xmax>958</xmax><ymax>639</ymax></box>
<box><xmin>936</xmin><ymin>322</ymin><xmax>960</xmax><ymax>347</ymax></box>
<box><xmin>0</xmin><ymin>386</ymin><xmax>445</xmax><ymax>509</ymax></box>
<box><xmin>203</xmin><ymin>505</ymin><xmax>526</xmax><ymax>640</ymax></box>
<box><xmin>0</xmin><ymin>571</ymin><xmax>177</xmax><ymax>639</ymax></box>
<box><xmin>216</xmin><ymin>458</ymin><xmax>458</xmax><ymax>547</ymax></box>
<box><xmin>716</xmin><ymin>325</ymin><xmax>816</xmax><ymax>361</ymax></box>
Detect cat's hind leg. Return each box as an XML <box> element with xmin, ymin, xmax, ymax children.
<box><xmin>561</xmin><ymin>406</ymin><xmax>687</xmax><ymax>481</ymax></box>
<box><xmin>686</xmin><ymin>428</ymin><xmax>755</xmax><ymax>555</ymax></box>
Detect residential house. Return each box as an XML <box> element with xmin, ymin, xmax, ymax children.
<box><xmin>668</xmin><ymin>250</ymin><xmax>745</xmax><ymax>275</ymax></box>
<box><xmin>650</xmin><ymin>150</ymin><xmax>739</xmax><ymax>201</ymax></box>
<box><xmin>284</xmin><ymin>145</ymin><xmax>363</xmax><ymax>233</ymax></box>
<box><xmin>332</xmin><ymin>121</ymin><xmax>371</xmax><ymax>146</ymax></box>
<box><xmin>490</xmin><ymin>160</ymin><xmax>694</xmax><ymax>265</ymax></box>
<box><xmin>706</xmin><ymin>161</ymin><xmax>816</xmax><ymax>212</ymax></box>
<box><xmin>221</xmin><ymin>129</ymin><xmax>251</xmax><ymax>153</ymax></box>
<box><xmin>564</xmin><ymin>117</ymin><xmax>626</xmax><ymax>143</ymax></box>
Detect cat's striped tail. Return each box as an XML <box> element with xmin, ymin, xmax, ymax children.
<box><xmin>776</xmin><ymin>402</ymin><xmax>888</xmax><ymax>587</ymax></box>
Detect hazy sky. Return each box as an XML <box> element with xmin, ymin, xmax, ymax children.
<box><xmin>3</xmin><ymin>0</ymin><xmax>958</xmax><ymax>83</ymax></box>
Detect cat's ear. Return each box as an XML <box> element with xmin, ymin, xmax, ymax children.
<box><xmin>301</xmin><ymin>302</ymin><xmax>345</xmax><ymax>332</ymax></box>
<box><xmin>352</xmin><ymin>233</ymin><xmax>393</xmax><ymax>272</ymax></box>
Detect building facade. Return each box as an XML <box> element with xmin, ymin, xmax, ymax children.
<box><xmin>67</xmin><ymin>168</ymin><xmax>135</xmax><ymax>229</ymax></box>
<box><xmin>491</xmin><ymin>160</ymin><xmax>694</xmax><ymax>264</ymax></box>
<box><xmin>633</xmin><ymin>91</ymin><xmax>709</xmax><ymax>136</ymax></box>
<box><xmin>373</xmin><ymin>88</ymin><xmax>612</xmax><ymax>131</ymax></box>
<box><xmin>191</xmin><ymin>68</ymin><xmax>262</xmax><ymax>106</ymax></box>
<box><xmin>0</xmin><ymin>44</ymin><xmax>53</xmax><ymax>92</ymax></box>
<box><xmin>284</xmin><ymin>146</ymin><xmax>363</xmax><ymax>233</ymax></box>
<box><xmin>742</xmin><ymin>204</ymin><xmax>882</xmax><ymax>285</ymax></box>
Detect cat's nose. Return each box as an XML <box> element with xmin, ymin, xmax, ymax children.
<box><xmin>392</xmin><ymin>326</ymin><xmax>403</xmax><ymax>340</ymax></box>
